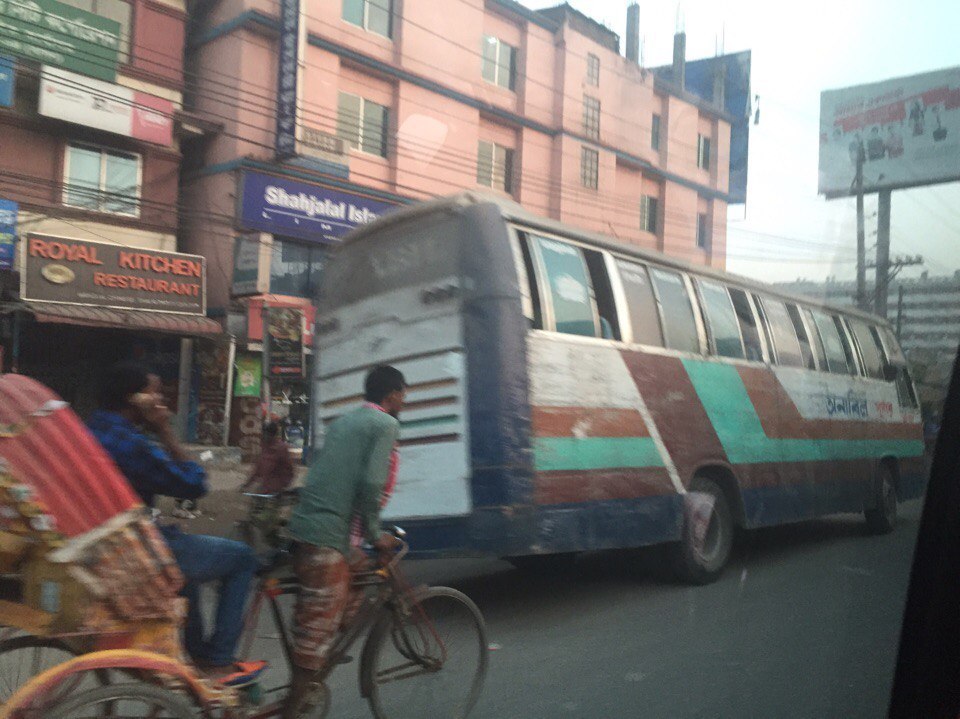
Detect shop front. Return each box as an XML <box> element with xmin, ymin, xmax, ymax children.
<box><xmin>225</xmin><ymin>169</ymin><xmax>402</xmax><ymax>459</ymax></box>
<box><xmin>0</xmin><ymin>234</ymin><xmax>222</xmax><ymax>431</ymax></box>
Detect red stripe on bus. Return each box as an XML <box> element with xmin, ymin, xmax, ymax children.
<box><xmin>534</xmin><ymin>468</ymin><xmax>674</xmax><ymax>505</ymax></box>
<box><xmin>620</xmin><ymin>351</ymin><xmax>727</xmax><ymax>487</ymax></box>
<box><xmin>531</xmin><ymin>406</ymin><xmax>650</xmax><ymax>438</ymax></box>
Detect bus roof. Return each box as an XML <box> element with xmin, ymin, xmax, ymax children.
<box><xmin>341</xmin><ymin>191</ymin><xmax>891</xmax><ymax>328</ymax></box>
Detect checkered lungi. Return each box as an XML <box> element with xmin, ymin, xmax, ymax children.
<box><xmin>291</xmin><ymin>544</ymin><xmax>366</xmax><ymax>672</ymax></box>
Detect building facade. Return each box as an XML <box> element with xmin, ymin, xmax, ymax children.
<box><xmin>0</xmin><ymin>0</ymin><xmax>224</xmax><ymax>428</ymax></box>
<box><xmin>181</xmin><ymin>0</ymin><xmax>737</xmax><ymax>449</ymax></box>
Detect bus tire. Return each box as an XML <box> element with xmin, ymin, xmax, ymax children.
<box><xmin>672</xmin><ymin>478</ymin><xmax>734</xmax><ymax>585</ymax></box>
<box><xmin>865</xmin><ymin>461</ymin><xmax>897</xmax><ymax>535</ymax></box>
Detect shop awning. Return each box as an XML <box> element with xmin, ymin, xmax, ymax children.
<box><xmin>11</xmin><ymin>301</ymin><xmax>223</xmax><ymax>337</ymax></box>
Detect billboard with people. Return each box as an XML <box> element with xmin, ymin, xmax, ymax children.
<box><xmin>818</xmin><ymin>66</ymin><xmax>960</xmax><ymax>197</ymax></box>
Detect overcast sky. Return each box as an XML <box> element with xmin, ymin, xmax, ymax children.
<box><xmin>522</xmin><ymin>0</ymin><xmax>960</xmax><ymax>284</ymax></box>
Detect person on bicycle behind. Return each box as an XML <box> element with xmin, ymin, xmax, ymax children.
<box><xmin>282</xmin><ymin>365</ymin><xmax>406</xmax><ymax>719</ymax></box>
<box><xmin>88</xmin><ymin>361</ymin><xmax>266</xmax><ymax>687</ymax></box>
<box><xmin>240</xmin><ymin>421</ymin><xmax>296</xmax><ymax>544</ymax></box>
<box><xmin>241</xmin><ymin>420</ymin><xmax>295</xmax><ymax>495</ymax></box>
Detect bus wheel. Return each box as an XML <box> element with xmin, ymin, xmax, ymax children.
<box><xmin>865</xmin><ymin>462</ymin><xmax>898</xmax><ymax>535</ymax></box>
<box><xmin>672</xmin><ymin>478</ymin><xmax>734</xmax><ymax>585</ymax></box>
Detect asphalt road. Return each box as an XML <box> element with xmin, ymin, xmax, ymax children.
<box><xmin>184</xmin><ymin>494</ymin><xmax>922</xmax><ymax>719</ymax></box>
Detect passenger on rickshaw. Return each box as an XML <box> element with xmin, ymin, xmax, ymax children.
<box><xmin>87</xmin><ymin>361</ymin><xmax>267</xmax><ymax>686</ymax></box>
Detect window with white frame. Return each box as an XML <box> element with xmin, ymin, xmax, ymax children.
<box><xmin>583</xmin><ymin>96</ymin><xmax>600</xmax><ymax>140</ymax></box>
<box><xmin>580</xmin><ymin>146</ymin><xmax>598</xmax><ymax>189</ymax></box>
<box><xmin>477</xmin><ymin>140</ymin><xmax>514</xmax><ymax>193</ymax></box>
<box><xmin>640</xmin><ymin>194</ymin><xmax>659</xmax><ymax>234</ymax></box>
<box><xmin>336</xmin><ymin>92</ymin><xmax>389</xmax><ymax>157</ymax></box>
<box><xmin>586</xmin><ymin>53</ymin><xmax>600</xmax><ymax>86</ymax></box>
<box><xmin>481</xmin><ymin>35</ymin><xmax>517</xmax><ymax>90</ymax></box>
<box><xmin>697</xmin><ymin>133</ymin><xmax>711</xmax><ymax>170</ymax></box>
<box><xmin>342</xmin><ymin>0</ymin><xmax>392</xmax><ymax>38</ymax></box>
<box><xmin>63</xmin><ymin>144</ymin><xmax>140</xmax><ymax>216</ymax></box>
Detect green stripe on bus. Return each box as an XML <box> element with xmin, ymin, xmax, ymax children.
<box><xmin>533</xmin><ymin>437</ymin><xmax>664</xmax><ymax>472</ymax></box>
<box><xmin>400</xmin><ymin>415</ymin><xmax>458</xmax><ymax>429</ymax></box>
<box><xmin>681</xmin><ymin>360</ymin><xmax>925</xmax><ymax>464</ymax></box>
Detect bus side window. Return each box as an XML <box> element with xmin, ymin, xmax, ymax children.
<box><xmin>751</xmin><ymin>293</ymin><xmax>776</xmax><ymax>361</ymax></box>
<box><xmin>698</xmin><ymin>280</ymin><xmax>746</xmax><ymax>359</ymax></box>
<box><xmin>616</xmin><ymin>260</ymin><xmax>664</xmax><ymax>347</ymax></box>
<box><xmin>785</xmin><ymin>304</ymin><xmax>816</xmax><ymax>370</ymax></box>
<box><xmin>511</xmin><ymin>232</ymin><xmax>543</xmax><ymax>330</ymax></box>
<box><xmin>811</xmin><ymin>310</ymin><xmax>852</xmax><ymax>374</ymax></box>
<box><xmin>875</xmin><ymin>326</ymin><xmax>919</xmax><ymax>408</ymax></box>
<box><xmin>848</xmin><ymin>319</ymin><xmax>884</xmax><ymax>379</ymax></box>
<box><xmin>803</xmin><ymin>308</ymin><xmax>829</xmax><ymax>370</ymax></box>
<box><xmin>760</xmin><ymin>298</ymin><xmax>805</xmax><ymax>368</ymax></box>
<box><xmin>650</xmin><ymin>267</ymin><xmax>701</xmax><ymax>353</ymax></box>
<box><xmin>728</xmin><ymin>288</ymin><xmax>764</xmax><ymax>361</ymax></box>
<box><xmin>833</xmin><ymin>316</ymin><xmax>862</xmax><ymax>376</ymax></box>
<box><xmin>532</xmin><ymin>235</ymin><xmax>599</xmax><ymax>338</ymax></box>
<box><xmin>583</xmin><ymin>250</ymin><xmax>621</xmax><ymax>341</ymax></box>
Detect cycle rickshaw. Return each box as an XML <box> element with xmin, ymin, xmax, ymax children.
<box><xmin>0</xmin><ymin>374</ymin><xmax>487</xmax><ymax>718</ymax></box>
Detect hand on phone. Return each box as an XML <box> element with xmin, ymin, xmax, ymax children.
<box><xmin>131</xmin><ymin>392</ymin><xmax>170</xmax><ymax>431</ymax></box>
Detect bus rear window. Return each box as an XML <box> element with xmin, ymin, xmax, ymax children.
<box><xmin>616</xmin><ymin>260</ymin><xmax>664</xmax><ymax>347</ymax></box>
<box><xmin>650</xmin><ymin>268</ymin><xmax>700</xmax><ymax>354</ymax></box>
<box><xmin>533</xmin><ymin>235</ymin><xmax>598</xmax><ymax>338</ymax></box>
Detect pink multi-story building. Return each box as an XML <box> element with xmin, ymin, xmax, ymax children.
<box><xmin>181</xmin><ymin>0</ymin><xmax>736</xmax><ymax>446</ymax></box>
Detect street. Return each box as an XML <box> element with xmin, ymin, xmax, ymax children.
<box><xmin>182</xmin><ymin>488</ymin><xmax>922</xmax><ymax>719</ymax></box>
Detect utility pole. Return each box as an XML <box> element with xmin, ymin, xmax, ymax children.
<box><xmin>855</xmin><ymin>145</ymin><xmax>867</xmax><ymax>311</ymax></box>
<box><xmin>867</xmin><ymin>254</ymin><xmax>923</xmax><ymax>319</ymax></box>
<box><xmin>875</xmin><ymin>189</ymin><xmax>892</xmax><ymax>319</ymax></box>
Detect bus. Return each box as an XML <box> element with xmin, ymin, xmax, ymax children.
<box><xmin>310</xmin><ymin>193</ymin><xmax>925</xmax><ymax>582</ymax></box>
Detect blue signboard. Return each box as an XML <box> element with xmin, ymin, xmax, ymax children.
<box><xmin>240</xmin><ymin>170</ymin><xmax>401</xmax><ymax>244</ymax></box>
<box><xmin>0</xmin><ymin>56</ymin><xmax>13</xmax><ymax>108</ymax></box>
<box><xmin>275</xmin><ymin>0</ymin><xmax>299</xmax><ymax>158</ymax></box>
<box><xmin>0</xmin><ymin>198</ymin><xmax>17</xmax><ymax>270</ymax></box>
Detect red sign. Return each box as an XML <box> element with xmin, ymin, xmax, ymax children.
<box><xmin>247</xmin><ymin>295</ymin><xmax>315</xmax><ymax>347</ymax></box>
<box><xmin>131</xmin><ymin>91</ymin><xmax>174</xmax><ymax>146</ymax></box>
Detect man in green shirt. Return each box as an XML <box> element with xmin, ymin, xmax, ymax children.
<box><xmin>282</xmin><ymin>365</ymin><xmax>406</xmax><ymax>719</ymax></box>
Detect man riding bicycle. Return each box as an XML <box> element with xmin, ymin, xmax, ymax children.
<box><xmin>282</xmin><ymin>365</ymin><xmax>406</xmax><ymax>719</ymax></box>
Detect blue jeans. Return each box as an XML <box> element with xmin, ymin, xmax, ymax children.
<box><xmin>160</xmin><ymin>525</ymin><xmax>257</xmax><ymax>665</ymax></box>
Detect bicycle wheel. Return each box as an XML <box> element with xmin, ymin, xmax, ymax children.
<box><xmin>362</xmin><ymin>586</ymin><xmax>488</xmax><ymax>719</ymax></box>
<box><xmin>46</xmin><ymin>682</ymin><xmax>197</xmax><ymax>718</ymax></box>
<box><xmin>0</xmin><ymin>635</ymin><xmax>105</xmax><ymax>704</ymax></box>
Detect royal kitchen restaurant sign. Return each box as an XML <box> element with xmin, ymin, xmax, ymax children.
<box><xmin>21</xmin><ymin>234</ymin><xmax>206</xmax><ymax>314</ymax></box>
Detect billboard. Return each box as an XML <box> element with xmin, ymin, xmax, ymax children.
<box><xmin>39</xmin><ymin>66</ymin><xmax>174</xmax><ymax>146</ymax></box>
<box><xmin>0</xmin><ymin>0</ymin><xmax>121</xmax><ymax>82</ymax></box>
<box><xmin>21</xmin><ymin>235</ymin><xmax>206</xmax><ymax>314</ymax></box>
<box><xmin>819</xmin><ymin>66</ymin><xmax>960</xmax><ymax>198</ymax></box>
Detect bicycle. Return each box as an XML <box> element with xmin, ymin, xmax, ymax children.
<box><xmin>231</xmin><ymin>490</ymin><xmax>301</xmax><ymax>564</ymax></box>
<box><xmin>235</xmin><ymin>526</ymin><xmax>489</xmax><ymax>719</ymax></box>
